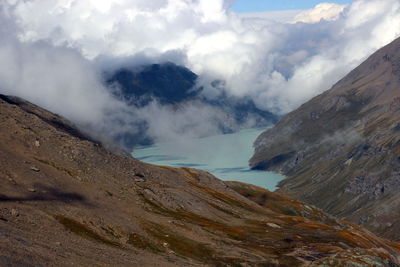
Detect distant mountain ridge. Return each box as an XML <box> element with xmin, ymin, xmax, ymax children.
<box><xmin>105</xmin><ymin>62</ymin><xmax>277</xmax><ymax>146</ymax></box>
<box><xmin>250</xmin><ymin>36</ymin><xmax>400</xmax><ymax>240</ymax></box>
<box><xmin>107</xmin><ymin>62</ymin><xmax>199</xmax><ymax>106</ymax></box>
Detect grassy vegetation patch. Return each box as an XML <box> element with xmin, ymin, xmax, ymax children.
<box><xmin>205</xmin><ymin>200</ymin><xmax>242</xmax><ymax>218</ymax></box>
<box><xmin>158</xmin><ymin>165</ymin><xmax>179</xmax><ymax>173</ymax></box>
<box><xmin>101</xmin><ymin>225</ymin><xmax>121</xmax><ymax>239</ymax></box>
<box><xmin>54</xmin><ymin>215</ymin><xmax>121</xmax><ymax>248</ymax></box>
<box><xmin>337</xmin><ymin>229</ymin><xmax>385</xmax><ymax>250</ymax></box>
<box><xmin>144</xmin><ymin>222</ymin><xmax>246</xmax><ymax>265</ymax></box>
<box><xmin>139</xmin><ymin>194</ymin><xmax>247</xmax><ymax>240</ymax></box>
<box><xmin>187</xmin><ymin>180</ymin><xmax>264</xmax><ymax>214</ymax></box>
<box><xmin>127</xmin><ymin>232</ymin><xmax>161</xmax><ymax>253</ymax></box>
<box><xmin>181</xmin><ymin>167</ymin><xmax>199</xmax><ymax>180</ymax></box>
<box><xmin>146</xmin><ymin>222</ymin><xmax>215</xmax><ymax>261</ymax></box>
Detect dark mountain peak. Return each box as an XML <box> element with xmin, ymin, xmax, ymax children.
<box><xmin>250</xmin><ymin>36</ymin><xmax>400</xmax><ymax>240</ymax></box>
<box><xmin>104</xmin><ymin>62</ymin><xmax>278</xmax><ymax>147</ymax></box>
<box><xmin>107</xmin><ymin>62</ymin><xmax>198</xmax><ymax>105</ymax></box>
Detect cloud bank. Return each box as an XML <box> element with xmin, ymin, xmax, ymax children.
<box><xmin>0</xmin><ymin>0</ymin><xmax>399</xmax><ymax>146</ymax></box>
<box><xmin>291</xmin><ymin>3</ymin><xmax>346</xmax><ymax>24</ymax></box>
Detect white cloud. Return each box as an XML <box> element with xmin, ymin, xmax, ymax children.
<box><xmin>0</xmin><ymin>0</ymin><xmax>399</xmax><ymax>146</ymax></box>
<box><xmin>0</xmin><ymin>25</ymin><xmax>116</xmax><ymax>125</ymax></box>
<box><xmin>291</xmin><ymin>3</ymin><xmax>346</xmax><ymax>24</ymax></box>
<box><xmin>239</xmin><ymin>10</ymin><xmax>303</xmax><ymax>23</ymax></box>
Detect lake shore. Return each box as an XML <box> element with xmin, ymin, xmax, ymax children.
<box><xmin>132</xmin><ymin>128</ymin><xmax>284</xmax><ymax>190</ymax></box>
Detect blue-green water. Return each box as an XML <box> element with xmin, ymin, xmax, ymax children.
<box><xmin>132</xmin><ymin>128</ymin><xmax>284</xmax><ymax>190</ymax></box>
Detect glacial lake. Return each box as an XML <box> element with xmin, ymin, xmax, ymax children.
<box><xmin>132</xmin><ymin>128</ymin><xmax>284</xmax><ymax>191</ymax></box>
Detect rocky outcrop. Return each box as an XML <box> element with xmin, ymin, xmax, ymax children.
<box><xmin>250</xmin><ymin>37</ymin><xmax>400</xmax><ymax>241</ymax></box>
<box><xmin>1</xmin><ymin>94</ymin><xmax>399</xmax><ymax>266</ymax></box>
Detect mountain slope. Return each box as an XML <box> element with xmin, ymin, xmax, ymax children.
<box><xmin>250</xmin><ymin>36</ymin><xmax>400</xmax><ymax>240</ymax></box>
<box><xmin>0</xmin><ymin>94</ymin><xmax>399</xmax><ymax>266</ymax></box>
<box><xmin>107</xmin><ymin>62</ymin><xmax>199</xmax><ymax>106</ymax></box>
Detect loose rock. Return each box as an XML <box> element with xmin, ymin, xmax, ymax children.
<box><xmin>266</xmin><ymin>223</ymin><xmax>281</xmax><ymax>229</ymax></box>
<box><xmin>11</xmin><ymin>209</ymin><xmax>19</xmax><ymax>217</ymax></box>
<box><xmin>30</xmin><ymin>166</ymin><xmax>40</xmax><ymax>172</ymax></box>
<box><xmin>34</xmin><ymin>140</ymin><xmax>40</xmax><ymax>147</ymax></box>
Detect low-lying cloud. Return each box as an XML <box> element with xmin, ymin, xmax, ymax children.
<box><xmin>0</xmin><ymin>0</ymin><xmax>400</xmax><ymax>148</ymax></box>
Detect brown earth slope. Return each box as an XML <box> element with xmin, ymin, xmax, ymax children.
<box><xmin>250</xmin><ymin>36</ymin><xmax>400</xmax><ymax>241</ymax></box>
<box><xmin>0</xmin><ymin>94</ymin><xmax>400</xmax><ymax>266</ymax></box>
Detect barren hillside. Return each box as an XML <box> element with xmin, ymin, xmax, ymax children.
<box><xmin>0</xmin><ymin>94</ymin><xmax>399</xmax><ymax>266</ymax></box>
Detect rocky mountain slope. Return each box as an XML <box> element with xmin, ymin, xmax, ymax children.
<box><xmin>250</xmin><ymin>36</ymin><xmax>400</xmax><ymax>241</ymax></box>
<box><xmin>1</xmin><ymin>94</ymin><xmax>400</xmax><ymax>266</ymax></box>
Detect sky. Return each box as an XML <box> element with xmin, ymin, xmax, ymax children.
<box><xmin>0</xmin><ymin>0</ymin><xmax>399</xmax><ymax>147</ymax></box>
<box><xmin>232</xmin><ymin>0</ymin><xmax>353</xmax><ymax>12</ymax></box>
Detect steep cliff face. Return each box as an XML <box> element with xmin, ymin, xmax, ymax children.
<box><xmin>1</xmin><ymin>94</ymin><xmax>399</xmax><ymax>266</ymax></box>
<box><xmin>250</xmin><ymin>37</ymin><xmax>400</xmax><ymax>241</ymax></box>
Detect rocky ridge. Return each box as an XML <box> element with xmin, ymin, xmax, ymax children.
<box><xmin>250</xmin><ymin>36</ymin><xmax>400</xmax><ymax>241</ymax></box>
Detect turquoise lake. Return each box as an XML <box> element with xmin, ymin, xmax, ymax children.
<box><xmin>132</xmin><ymin>128</ymin><xmax>284</xmax><ymax>191</ymax></box>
